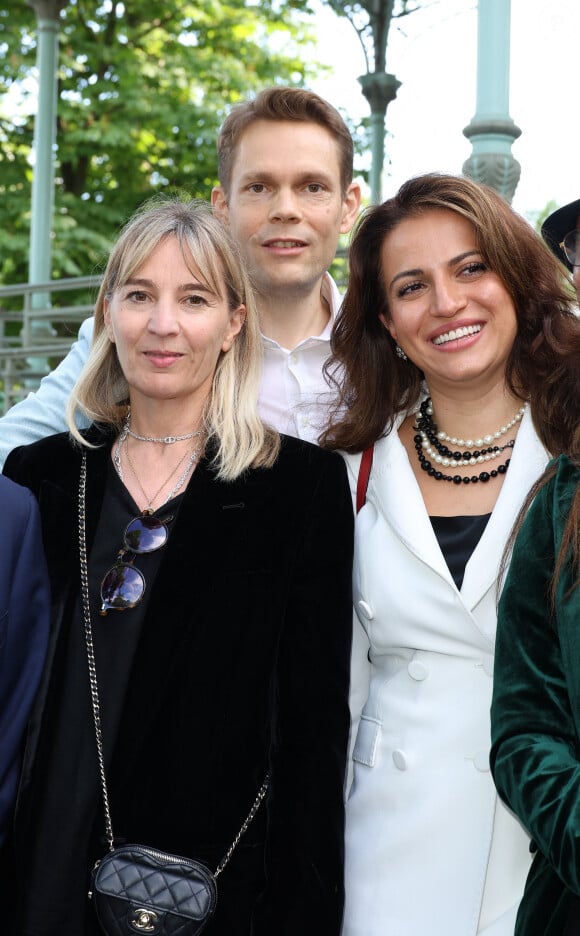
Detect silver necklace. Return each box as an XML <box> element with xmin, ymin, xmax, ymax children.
<box><xmin>122</xmin><ymin>410</ymin><xmax>203</xmax><ymax>445</ymax></box>
<box><xmin>114</xmin><ymin>434</ymin><xmax>202</xmax><ymax>512</ymax></box>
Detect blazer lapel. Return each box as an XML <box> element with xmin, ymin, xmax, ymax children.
<box><xmin>367</xmin><ymin>408</ymin><xmax>549</xmax><ymax>614</ymax></box>
<box><xmin>19</xmin><ymin>438</ymin><xmax>110</xmax><ymax>791</ymax></box>
<box><xmin>369</xmin><ymin>420</ymin><xmax>455</xmax><ymax>587</ymax></box>
<box><xmin>461</xmin><ymin>407</ymin><xmax>549</xmax><ymax>612</ymax></box>
<box><xmin>84</xmin><ymin>442</ymin><xmax>111</xmax><ymax>554</ymax></box>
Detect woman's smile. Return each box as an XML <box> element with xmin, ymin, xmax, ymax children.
<box><xmin>430</xmin><ymin>322</ymin><xmax>484</xmax><ymax>348</ymax></box>
<box><xmin>380</xmin><ymin>209</ymin><xmax>517</xmax><ymax>390</ymax></box>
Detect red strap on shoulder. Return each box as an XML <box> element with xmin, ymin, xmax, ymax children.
<box><xmin>356</xmin><ymin>445</ymin><xmax>374</xmax><ymax>514</ymax></box>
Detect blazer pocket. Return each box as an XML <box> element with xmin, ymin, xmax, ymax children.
<box><xmin>352</xmin><ymin>715</ymin><xmax>381</xmax><ymax>767</ymax></box>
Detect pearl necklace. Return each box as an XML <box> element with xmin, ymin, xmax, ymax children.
<box><xmin>419</xmin><ymin>436</ymin><xmax>515</xmax><ymax>470</ymax></box>
<box><xmin>413</xmin><ymin>397</ymin><xmax>525</xmax><ymax>485</ymax></box>
<box><xmin>427</xmin><ymin>399</ymin><xmax>526</xmax><ymax>448</ymax></box>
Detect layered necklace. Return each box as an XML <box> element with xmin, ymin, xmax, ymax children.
<box><xmin>113</xmin><ymin>412</ymin><xmax>204</xmax><ymax>512</ymax></box>
<box><xmin>413</xmin><ymin>397</ymin><xmax>526</xmax><ymax>485</ymax></box>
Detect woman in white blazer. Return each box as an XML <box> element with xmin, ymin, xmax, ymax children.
<box><xmin>321</xmin><ymin>173</ymin><xmax>580</xmax><ymax>936</ymax></box>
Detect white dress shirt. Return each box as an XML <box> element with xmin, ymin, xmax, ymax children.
<box><xmin>257</xmin><ymin>272</ymin><xmax>340</xmax><ymax>444</ymax></box>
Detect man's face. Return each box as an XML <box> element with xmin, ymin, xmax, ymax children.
<box><xmin>212</xmin><ymin>119</ymin><xmax>360</xmax><ymax>300</ymax></box>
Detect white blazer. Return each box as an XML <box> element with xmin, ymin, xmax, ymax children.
<box><xmin>342</xmin><ymin>406</ymin><xmax>548</xmax><ymax>936</ymax></box>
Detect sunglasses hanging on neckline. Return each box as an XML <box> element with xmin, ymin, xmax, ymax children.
<box><xmin>99</xmin><ymin>513</ymin><xmax>173</xmax><ymax>615</ymax></box>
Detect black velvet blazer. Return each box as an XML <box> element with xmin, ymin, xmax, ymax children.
<box><xmin>3</xmin><ymin>426</ymin><xmax>354</xmax><ymax>936</ymax></box>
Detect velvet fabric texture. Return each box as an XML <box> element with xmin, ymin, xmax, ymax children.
<box><xmin>491</xmin><ymin>454</ymin><xmax>580</xmax><ymax>935</ymax></box>
<box><xmin>0</xmin><ymin>477</ymin><xmax>50</xmax><ymax>849</ymax></box>
<box><xmin>2</xmin><ymin>426</ymin><xmax>354</xmax><ymax>936</ymax></box>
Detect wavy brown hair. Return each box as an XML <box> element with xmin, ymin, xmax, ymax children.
<box><xmin>321</xmin><ymin>172</ymin><xmax>580</xmax><ymax>455</ymax></box>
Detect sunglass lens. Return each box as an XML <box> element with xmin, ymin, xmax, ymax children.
<box><xmin>124</xmin><ymin>515</ymin><xmax>168</xmax><ymax>553</ymax></box>
<box><xmin>564</xmin><ymin>231</ymin><xmax>580</xmax><ymax>266</ymax></box>
<box><xmin>101</xmin><ymin>563</ymin><xmax>145</xmax><ymax>612</ymax></box>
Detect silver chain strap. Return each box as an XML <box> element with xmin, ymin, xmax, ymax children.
<box><xmin>78</xmin><ymin>451</ymin><xmax>269</xmax><ymax>870</ymax></box>
<box><xmin>78</xmin><ymin>452</ymin><xmax>116</xmax><ymax>851</ymax></box>
<box><xmin>214</xmin><ymin>774</ymin><xmax>270</xmax><ymax>877</ymax></box>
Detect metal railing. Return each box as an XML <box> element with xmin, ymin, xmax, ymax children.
<box><xmin>0</xmin><ymin>275</ymin><xmax>100</xmax><ymax>413</ymax></box>
<box><xmin>0</xmin><ymin>253</ymin><xmax>349</xmax><ymax>414</ymax></box>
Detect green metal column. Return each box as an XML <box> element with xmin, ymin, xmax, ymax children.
<box><xmin>359</xmin><ymin>71</ymin><xmax>401</xmax><ymax>205</ymax></box>
<box><xmin>463</xmin><ymin>0</ymin><xmax>521</xmax><ymax>202</ymax></box>
<box><xmin>27</xmin><ymin>0</ymin><xmax>63</xmax><ymax>352</ymax></box>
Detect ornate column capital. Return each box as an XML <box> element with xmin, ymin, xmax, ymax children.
<box><xmin>27</xmin><ymin>0</ymin><xmax>65</xmax><ymax>22</ymax></box>
<box><xmin>358</xmin><ymin>71</ymin><xmax>401</xmax><ymax>114</ymax></box>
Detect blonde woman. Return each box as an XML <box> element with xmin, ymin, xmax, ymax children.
<box><xmin>3</xmin><ymin>198</ymin><xmax>353</xmax><ymax>936</ymax></box>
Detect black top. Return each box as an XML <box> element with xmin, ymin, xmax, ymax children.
<box><xmin>565</xmin><ymin>895</ymin><xmax>580</xmax><ymax>933</ymax></box>
<box><xmin>20</xmin><ymin>460</ymin><xmax>183</xmax><ymax>934</ymax></box>
<box><xmin>430</xmin><ymin>514</ymin><xmax>491</xmax><ymax>590</ymax></box>
<box><xmin>3</xmin><ymin>425</ymin><xmax>354</xmax><ymax>936</ymax></box>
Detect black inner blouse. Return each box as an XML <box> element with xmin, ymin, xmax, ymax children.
<box><xmin>21</xmin><ymin>459</ymin><xmax>184</xmax><ymax>933</ymax></box>
<box><xmin>430</xmin><ymin>513</ymin><xmax>491</xmax><ymax>590</ymax></box>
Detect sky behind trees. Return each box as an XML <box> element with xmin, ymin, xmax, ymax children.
<box><xmin>1</xmin><ymin>0</ymin><xmax>576</xmax><ymax>288</ymax></box>
<box><xmin>311</xmin><ymin>0</ymin><xmax>578</xmax><ymax>220</ymax></box>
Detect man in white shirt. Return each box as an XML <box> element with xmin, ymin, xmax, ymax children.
<box><xmin>0</xmin><ymin>87</ymin><xmax>360</xmax><ymax>465</ymax></box>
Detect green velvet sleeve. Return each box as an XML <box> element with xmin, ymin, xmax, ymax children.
<box><xmin>490</xmin><ymin>455</ymin><xmax>580</xmax><ymax>893</ymax></box>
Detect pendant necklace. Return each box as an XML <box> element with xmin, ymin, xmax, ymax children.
<box><xmin>114</xmin><ymin>434</ymin><xmax>203</xmax><ymax>512</ymax></box>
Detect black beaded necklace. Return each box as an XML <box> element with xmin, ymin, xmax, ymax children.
<box><xmin>413</xmin><ymin>397</ymin><xmax>520</xmax><ymax>485</ymax></box>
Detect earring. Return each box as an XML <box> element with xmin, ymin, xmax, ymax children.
<box><xmin>395</xmin><ymin>344</ymin><xmax>407</xmax><ymax>361</ymax></box>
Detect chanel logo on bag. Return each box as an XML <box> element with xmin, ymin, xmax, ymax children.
<box><xmin>129</xmin><ymin>908</ymin><xmax>159</xmax><ymax>933</ymax></box>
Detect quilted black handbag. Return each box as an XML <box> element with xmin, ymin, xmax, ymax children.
<box><xmin>91</xmin><ymin>845</ymin><xmax>217</xmax><ymax>936</ymax></box>
<box><xmin>78</xmin><ymin>455</ymin><xmax>268</xmax><ymax>936</ymax></box>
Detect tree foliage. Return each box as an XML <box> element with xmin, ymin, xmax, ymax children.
<box><xmin>0</xmin><ymin>0</ymin><xmax>320</xmax><ymax>283</ymax></box>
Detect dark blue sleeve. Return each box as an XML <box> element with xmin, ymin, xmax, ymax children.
<box><xmin>0</xmin><ymin>478</ymin><xmax>50</xmax><ymax>846</ymax></box>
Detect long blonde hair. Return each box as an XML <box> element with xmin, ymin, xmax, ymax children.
<box><xmin>67</xmin><ymin>196</ymin><xmax>279</xmax><ymax>480</ymax></box>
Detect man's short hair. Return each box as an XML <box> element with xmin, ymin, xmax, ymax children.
<box><xmin>217</xmin><ymin>87</ymin><xmax>354</xmax><ymax>197</ymax></box>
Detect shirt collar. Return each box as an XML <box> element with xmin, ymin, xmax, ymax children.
<box><xmin>260</xmin><ymin>272</ymin><xmax>342</xmax><ymax>349</ymax></box>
